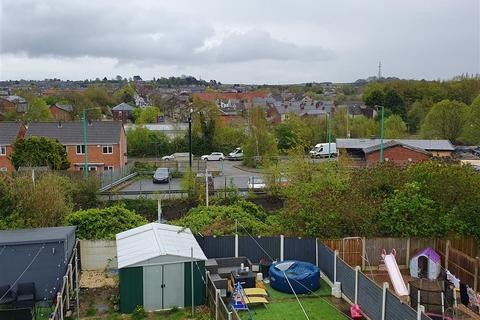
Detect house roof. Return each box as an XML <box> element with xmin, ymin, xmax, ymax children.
<box><xmin>0</xmin><ymin>122</ymin><xmax>23</xmax><ymax>145</ymax></box>
<box><xmin>336</xmin><ymin>138</ymin><xmax>454</xmax><ymax>151</ymax></box>
<box><xmin>25</xmin><ymin>121</ymin><xmax>124</xmax><ymax>144</ymax></box>
<box><xmin>412</xmin><ymin>247</ymin><xmax>440</xmax><ymax>263</ymax></box>
<box><xmin>362</xmin><ymin>140</ymin><xmax>432</xmax><ymax>155</ymax></box>
<box><xmin>0</xmin><ymin>226</ymin><xmax>76</xmax><ymax>246</ymax></box>
<box><xmin>112</xmin><ymin>102</ymin><xmax>134</xmax><ymax>111</ymax></box>
<box><xmin>51</xmin><ymin>104</ymin><xmax>73</xmax><ymax>112</ymax></box>
<box><xmin>193</xmin><ymin>92</ymin><xmax>268</xmax><ymax>102</ymax></box>
<box><xmin>0</xmin><ymin>95</ymin><xmax>26</xmax><ymax>103</ymax></box>
<box><xmin>116</xmin><ymin>223</ymin><xmax>207</xmax><ymax>268</ymax></box>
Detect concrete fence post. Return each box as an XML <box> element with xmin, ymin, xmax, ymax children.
<box><xmin>354</xmin><ymin>266</ymin><xmax>360</xmax><ymax>304</ymax></box>
<box><xmin>228</xmin><ymin>312</ymin><xmax>232</xmax><ymax>320</ymax></box>
<box><xmin>58</xmin><ymin>292</ymin><xmax>64</xmax><ymax>320</ymax></box>
<box><xmin>445</xmin><ymin>240</ymin><xmax>450</xmax><ymax>270</ymax></box>
<box><xmin>381</xmin><ymin>282</ymin><xmax>389</xmax><ymax>320</ymax></box>
<box><xmin>64</xmin><ymin>275</ymin><xmax>69</xmax><ymax>309</ymax></box>
<box><xmin>361</xmin><ymin>237</ymin><xmax>366</xmax><ymax>271</ymax></box>
<box><xmin>406</xmin><ymin>237</ymin><xmax>411</xmax><ymax>267</ymax></box>
<box><xmin>235</xmin><ymin>234</ymin><xmax>239</xmax><ymax>258</ymax></box>
<box><xmin>280</xmin><ymin>235</ymin><xmax>284</xmax><ymax>261</ymax></box>
<box><xmin>334</xmin><ymin>250</ymin><xmax>338</xmax><ymax>283</ymax></box>
<box><xmin>206</xmin><ymin>271</ymin><xmax>210</xmax><ymax>299</ymax></box>
<box><xmin>215</xmin><ymin>289</ymin><xmax>220</xmax><ymax>320</ymax></box>
<box><xmin>315</xmin><ymin>238</ymin><xmax>319</xmax><ymax>267</ymax></box>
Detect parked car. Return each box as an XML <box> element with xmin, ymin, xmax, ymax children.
<box><xmin>309</xmin><ymin>143</ymin><xmax>337</xmax><ymax>158</ymax></box>
<box><xmin>248</xmin><ymin>176</ymin><xmax>266</xmax><ymax>191</ymax></box>
<box><xmin>272</xmin><ymin>176</ymin><xmax>289</xmax><ymax>188</ymax></box>
<box><xmin>195</xmin><ymin>173</ymin><xmax>215</xmax><ymax>195</ymax></box>
<box><xmin>472</xmin><ymin>147</ymin><xmax>480</xmax><ymax>157</ymax></box>
<box><xmin>201</xmin><ymin>152</ymin><xmax>225</xmax><ymax>161</ymax></box>
<box><xmin>153</xmin><ymin>168</ymin><xmax>171</xmax><ymax>183</ymax></box>
<box><xmin>227</xmin><ymin>147</ymin><xmax>243</xmax><ymax>161</ymax></box>
<box><xmin>161</xmin><ymin>152</ymin><xmax>191</xmax><ymax>161</ymax></box>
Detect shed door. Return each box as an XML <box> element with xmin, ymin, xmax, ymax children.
<box><xmin>143</xmin><ymin>265</ymin><xmax>163</xmax><ymax>311</ymax></box>
<box><xmin>163</xmin><ymin>263</ymin><xmax>184</xmax><ymax>308</ymax></box>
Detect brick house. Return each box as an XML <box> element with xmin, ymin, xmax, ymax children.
<box><xmin>112</xmin><ymin>102</ymin><xmax>134</xmax><ymax>123</ymax></box>
<box><xmin>0</xmin><ymin>122</ymin><xmax>26</xmax><ymax>172</ymax></box>
<box><xmin>0</xmin><ymin>96</ymin><xmax>28</xmax><ymax>116</ymax></box>
<box><xmin>49</xmin><ymin>104</ymin><xmax>73</xmax><ymax>121</ymax></box>
<box><xmin>25</xmin><ymin>121</ymin><xmax>127</xmax><ymax>172</ymax></box>
<box><xmin>363</xmin><ymin>141</ymin><xmax>431</xmax><ymax>166</ymax></box>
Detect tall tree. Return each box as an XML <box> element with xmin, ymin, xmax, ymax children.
<box><xmin>461</xmin><ymin>95</ymin><xmax>480</xmax><ymax>144</ymax></box>
<box><xmin>243</xmin><ymin>107</ymin><xmax>278</xmax><ymax>167</ymax></box>
<box><xmin>11</xmin><ymin>136</ymin><xmax>70</xmax><ymax>170</ymax></box>
<box><xmin>384</xmin><ymin>115</ymin><xmax>407</xmax><ymax>138</ymax></box>
<box><xmin>24</xmin><ymin>98</ymin><xmax>53</xmax><ymax>122</ymax></box>
<box><xmin>420</xmin><ymin>99</ymin><xmax>468</xmax><ymax>142</ymax></box>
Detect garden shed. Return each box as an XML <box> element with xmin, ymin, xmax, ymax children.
<box><xmin>0</xmin><ymin>226</ymin><xmax>76</xmax><ymax>301</ymax></box>
<box><xmin>409</xmin><ymin>247</ymin><xmax>441</xmax><ymax>280</ymax></box>
<box><xmin>116</xmin><ymin>223</ymin><xmax>207</xmax><ymax>313</ymax></box>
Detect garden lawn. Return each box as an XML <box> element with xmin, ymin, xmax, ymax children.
<box><xmin>264</xmin><ymin>278</ymin><xmax>331</xmax><ymax>299</ymax></box>
<box><xmin>240</xmin><ymin>298</ymin><xmax>346</xmax><ymax>320</ymax></box>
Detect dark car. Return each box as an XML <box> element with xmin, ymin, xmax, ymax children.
<box><xmin>153</xmin><ymin>168</ymin><xmax>171</xmax><ymax>184</ymax></box>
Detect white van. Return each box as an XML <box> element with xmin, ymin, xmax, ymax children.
<box><xmin>309</xmin><ymin>143</ymin><xmax>337</xmax><ymax>158</ymax></box>
<box><xmin>227</xmin><ymin>147</ymin><xmax>243</xmax><ymax>161</ymax></box>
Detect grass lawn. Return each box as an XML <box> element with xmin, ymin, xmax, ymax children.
<box><xmin>238</xmin><ymin>279</ymin><xmax>347</xmax><ymax>320</ymax></box>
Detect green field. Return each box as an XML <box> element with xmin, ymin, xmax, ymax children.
<box><xmin>238</xmin><ymin>279</ymin><xmax>347</xmax><ymax>320</ymax></box>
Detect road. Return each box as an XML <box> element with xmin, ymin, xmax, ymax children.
<box><xmin>120</xmin><ymin>160</ymin><xmax>260</xmax><ymax>192</ymax></box>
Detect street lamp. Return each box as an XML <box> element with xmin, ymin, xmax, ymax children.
<box><xmin>82</xmin><ymin>108</ymin><xmax>99</xmax><ymax>178</ymax></box>
<box><xmin>188</xmin><ymin>107</ymin><xmax>193</xmax><ymax>169</ymax></box>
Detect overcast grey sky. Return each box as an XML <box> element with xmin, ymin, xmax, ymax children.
<box><xmin>0</xmin><ymin>0</ymin><xmax>479</xmax><ymax>83</ymax></box>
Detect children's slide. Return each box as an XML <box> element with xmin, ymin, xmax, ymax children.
<box><xmin>382</xmin><ymin>249</ymin><xmax>408</xmax><ymax>296</ymax></box>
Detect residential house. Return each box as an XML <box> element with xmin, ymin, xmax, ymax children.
<box><xmin>25</xmin><ymin>121</ymin><xmax>127</xmax><ymax>171</ymax></box>
<box><xmin>49</xmin><ymin>103</ymin><xmax>73</xmax><ymax>121</ymax></box>
<box><xmin>0</xmin><ymin>122</ymin><xmax>26</xmax><ymax>172</ymax></box>
<box><xmin>0</xmin><ymin>95</ymin><xmax>28</xmax><ymax>116</ymax></box>
<box><xmin>112</xmin><ymin>102</ymin><xmax>134</xmax><ymax>123</ymax></box>
<box><xmin>336</xmin><ymin>138</ymin><xmax>455</xmax><ymax>166</ymax></box>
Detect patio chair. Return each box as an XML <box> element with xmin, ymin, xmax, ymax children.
<box><xmin>14</xmin><ymin>283</ymin><xmax>35</xmax><ymax>312</ymax></box>
<box><xmin>0</xmin><ymin>285</ymin><xmax>16</xmax><ymax>305</ymax></box>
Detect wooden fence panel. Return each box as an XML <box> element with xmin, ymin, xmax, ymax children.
<box><xmin>322</xmin><ymin>239</ymin><xmax>362</xmax><ymax>267</ymax></box>
<box><xmin>448</xmin><ymin>247</ymin><xmax>478</xmax><ymax>289</ymax></box>
<box><xmin>365</xmin><ymin>238</ymin><xmax>408</xmax><ymax>267</ymax></box>
<box><xmin>449</xmin><ymin>237</ymin><xmax>478</xmax><ymax>257</ymax></box>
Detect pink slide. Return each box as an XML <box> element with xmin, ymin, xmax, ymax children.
<box><xmin>381</xmin><ymin>249</ymin><xmax>408</xmax><ymax>296</ymax></box>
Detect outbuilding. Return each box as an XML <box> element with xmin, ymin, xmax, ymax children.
<box><xmin>0</xmin><ymin>226</ymin><xmax>77</xmax><ymax>301</ymax></box>
<box><xmin>409</xmin><ymin>247</ymin><xmax>441</xmax><ymax>280</ymax></box>
<box><xmin>116</xmin><ymin>223</ymin><xmax>207</xmax><ymax>313</ymax></box>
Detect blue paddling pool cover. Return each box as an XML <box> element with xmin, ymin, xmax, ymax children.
<box><xmin>269</xmin><ymin>260</ymin><xmax>320</xmax><ymax>294</ymax></box>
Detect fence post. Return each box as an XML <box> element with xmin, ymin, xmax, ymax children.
<box><xmin>68</xmin><ymin>264</ymin><xmax>73</xmax><ymax>293</ymax></box>
<box><xmin>215</xmin><ymin>289</ymin><xmax>220</xmax><ymax>320</ymax></box>
<box><xmin>315</xmin><ymin>238</ymin><xmax>319</xmax><ymax>267</ymax></box>
<box><xmin>474</xmin><ymin>257</ymin><xmax>479</xmax><ymax>292</ymax></box>
<box><xmin>334</xmin><ymin>250</ymin><xmax>338</xmax><ymax>283</ymax></box>
<box><xmin>280</xmin><ymin>235</ymin><xmax>284</xmax><ymax>261</ymax></box>
<box><xmin>361</xmin><ymin>237</ymin><xmax>366</xmax><ymax>271</ymax></box>
<box><xmin>228</xmin><ymin>312</ymin><xmax>232</xmax><ymax>320</ymax></box>
<box><xmin>354</xmin><ymin>266</ymin><xmax>360</xmax><ymax>304</ymax></box>
<box><xmin>445</xmin><ymin>240</ymin><xmax>450</xmax><ymax>270</ymax></box>
<box><xmin>58</xmin><ymin>292</ymin><xmax>64</xmax><ymax>320</ymax></box>
<box><xmin>235</xmin><ymin>234</ymin><xmax>239</xmax><ymax>258</ymax></box>
<box><xmin>206</xmin><ymin>271</ymin><xmax>210</xmax><ymax>299</ymax></box>
<box><xmin>406</xmin><ymin>238</ymin><xmax>411</xmax><ymax>268</ymax></box>
<box><xmin>381</xmin><ymin>282</ymin><xmax>389</xmax><ymax>320</ymax></box>
<box><xmin>64</xmin><ymin>275</ymin><xmax>70</xmax><ymax>309</ymax></box>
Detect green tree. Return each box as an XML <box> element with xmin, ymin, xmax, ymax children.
<box><xmin>136</xmin><ymin>106</ymin><xmax>160</xmax><ymax>124</ymax></box>
<box><xmin>24</xmin><ymin>98</ymin><xmax>53</xmax><ymax>122</ymax></box>
<box><xmin>383</xmin><ymin>87</ymin><xmax>405</xmax><ymax>116</ymax></box>
<box><xmin>66</xmin><ymin>205</ymin><xmax>148</xmax><ymax>240</ymax></box>
<box><xmin>420</xmin><ymin>99</ymin><xmax>468</xmax><ymax>142</ymax></box>
<box><xmin>384</xmin><ymin>115</ymin><xmax>407</xmax><ymax>138</ymax></box>
<box><xmin>243</xmin><ymin>107</ymin><xmax>278</xmax><ymax>167</ymax></box>
<box><xmin>407</xmin><ymin>99</ymin><xmax>433</xmax><ymax>133</ymax></box>
<box><xmin>126</xmin><ymin>127</ymin><xmax>171</xmax><ymax>157</ymax></box>
<box><xmin>11</xmin><ymin>136</ymin><xmax>70</xmax><ymax>170</ymax></box>
<box><xmin>363</xmin><ymin>85</ymin><xmax>384</xmax><ymax>107</ymax></box>
<box><xmin>461</xmin><ymin>95</ymin><xmax>480</xmax><ymax>144</ymax></box>
<box><xmin>350</xmin><ymin>115</ymin><xmax>377</xmax><ymax>138</ymax></box>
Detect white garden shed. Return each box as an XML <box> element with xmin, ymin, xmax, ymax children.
<box><xmin>116</xmin><ymin>223</ymin><xmax>207</xmax><ymax>313</ymax></box>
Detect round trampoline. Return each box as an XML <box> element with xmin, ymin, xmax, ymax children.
<box><xmin>269</xmin><ymin>260</ymin><xmax>320</xmax><ymax>294</ymax></box>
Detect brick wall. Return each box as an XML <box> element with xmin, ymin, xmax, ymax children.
<box><xmin>50</xmin><ymin>106</ymin><xmax>72</xmax><ymax>121</ymax></box>
<box><xmin>0</xmin><ymin>146</ymin><xmax>15</xmax><ymax>172</ymax></box>
<box><xmin>66</xmin><ymin>143</ymin><xmax>123</xmax><ymax>171</ymax></box>
<box><xmin>365</xmin><ymin>145</ymin><xmax>430</xmax><ymax>166</ymax></box>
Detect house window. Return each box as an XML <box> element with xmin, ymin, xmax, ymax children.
<box><xmin>0</xmin><ymin>167</ymin><xmax>7</xmax><ymax>172</ymax></box>
<box><xmin>0</xmin><ymin>146</ymin><xmax>6</xmax><ymax>156</ymax></box>
<box><xmin>76</xmin><ymin>145</ymin><xmax>85</xmax><ymax>154</ymax></box>
<box><xmin>88</xmin><ymin>166</ymin><xmax>97</xmax><ymax>171</ymax></box>
<box><xmin>104</xmin><ymin>166</ymin><xmax>114</xmax><ymax>171</ymax></box>
<box><xmin>102</xmin><ymin>145</ymin><xmax>113</xmax><ymax>154</ymax></box>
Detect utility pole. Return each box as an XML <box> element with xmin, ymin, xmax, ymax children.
<box><xmin>380</xmin><ymin>106</ymin><xmax>385</xmax><ymax>162</ymax></box>
<box><xmin>82</xmin><ymin>109</ymin><xmax>88</xmax><ymax>178</ymax></box>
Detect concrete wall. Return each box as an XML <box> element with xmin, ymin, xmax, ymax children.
<box><xmin>80</xmin><ymin>240</ymin><xmax>117</xmax><ymax>271</ymax></box>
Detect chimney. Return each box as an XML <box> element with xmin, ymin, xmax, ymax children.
<box><xmin>57</xmin><ymin>121</ymin><xmax>62</xmax><ymax>128</ymax></box>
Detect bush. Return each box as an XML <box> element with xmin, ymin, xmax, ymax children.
<box><xmin>172</xmin><ymin>201</ymin><xmax>269</xmax><ymax>235</ymax></box>
<box><xmin>66</xmin><ymin>205</ymin><xmax>148</xmax><ymax>240</ymax></box>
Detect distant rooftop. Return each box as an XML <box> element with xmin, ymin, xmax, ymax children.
<box><xmin>336</xmin><ymin>138</ymin><xmax>455</xmax><ymax>151</ymax></box>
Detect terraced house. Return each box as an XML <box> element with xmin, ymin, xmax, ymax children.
<box><xmin>0</xmin><ymin>122</ymin><xmax>26</xmax><ymax>172</ymax></box>
<box><xmin>25</xmin><ymin>121</ymin><xmax>127</xmax><ymax>171</ymax></box>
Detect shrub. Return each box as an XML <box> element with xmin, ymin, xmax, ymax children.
<box><xmin>66</xmin><ymin>205</ymin><xmax>148</xmax><ymax>240</ymax></box>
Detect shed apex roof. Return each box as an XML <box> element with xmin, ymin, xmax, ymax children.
<box><xmin>116</xmin><ymin>223</ymin><xmax>207</xmax><ymax>268</ymax></box>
